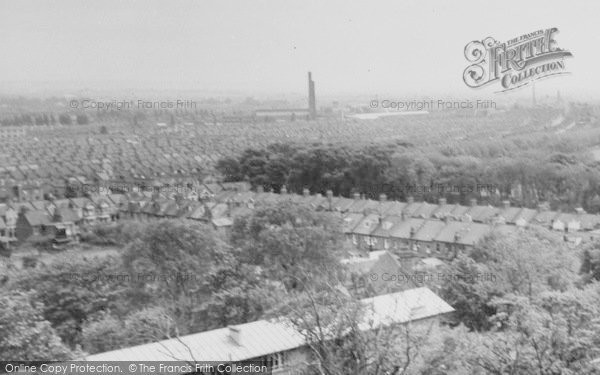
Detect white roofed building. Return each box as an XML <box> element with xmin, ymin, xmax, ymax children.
<box><xmin>85</xmin><ymin>287</ymin><xmax>453</xmax><ymax>374</ymax></box>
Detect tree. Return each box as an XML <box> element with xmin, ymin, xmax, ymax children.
<box><xmin>200</xmin><ymin>252</ymin><xmax>285</xmax><ymax>329</ymax></box>
<box><xmin>231</xmin><ymin>201</ymin><xmax>343</xmax><ymax>290</ymax></box>
<box><xmin>580</xmin><ymin>243</ymin><xmax>600</xmax><ymax>283</ymax></box>
<box><xmin>76</xmin><ymin>114</ymin><xmax>89</xmax><ymax>125</ymax></box>
<box><xmin>471</xmin><ymin>228</ymin><xmax>578</xmax><ymax>297</ymax></box>
<box><xmin>58</xmin><ymin>113</ymin><xmax>72</xmax><ymax>125</ymax></box>
<box><xmin>216</xmin><ymin>157</ymin><xmax>243</xmax><ymax>182</ymax></box>
<box><xmin>0</xmin><ymin>292</ymin><xmax>73</xmax><ymax>360</ymax></box>
<box><xmin>439</xmin><ymin>254</ymin><xmax>498</xmax><ymax>331</ymax></box>
<box><xmin>81</xmin><ymin>307</ymin><xmax>177</xmax><ymax>354</ymax></box>
<box><xmin>11</xmin><ymin>255</ymin><xmax>131</xmax><ymax>348</ymax></box>
<box><xmin>276</xmin><ymin>272</ymin><xmax>437</xmax><ymax>375</ymax></box>
<box><xmin>474</xmin><ymin>286</ymin><xmax>600</xmax><ymax>374</ymax></box>
<box><xmin>122</xmin><ymin>220</ymin><xmax>231</xmax><ymax>331</ymax></box>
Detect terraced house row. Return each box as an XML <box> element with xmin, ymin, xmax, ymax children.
<box><xmin>1</xmin><ymin>181</ymin><xmax>598</xmax><ymax>253</ymax></box>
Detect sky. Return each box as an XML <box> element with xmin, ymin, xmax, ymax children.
<box><xmin>1</xmin><ymin>0</ymin><xmax>599</xmax><ymax>99</ymax></box>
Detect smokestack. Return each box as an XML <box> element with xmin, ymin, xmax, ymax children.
<box><xmin>308</xmin><ymin>72</ymin><xmax>316</xmax><ymax>120</ymax></box>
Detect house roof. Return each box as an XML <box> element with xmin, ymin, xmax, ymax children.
<box><xmin>497</xmin><ymin>207</ymin><xmax>523</xmax><ymax>223</ymax></box>
<box><xmin>359</xmin><ymin>287</ymin><xmax>454</xmax><ymax>329</ymax></box>
<box><xmin>432</xmin><ymin>221</ymin><xmax>470</xmax><ymax>243</ymax></box>
<box><xmin>388</xmin><ymin>218</ymin><xmax>425</xmax><ymax>240</ymax></box>
<box><xmin>212</xmin><ymin>217</ymin><xmax>234</xmax><ymax>227</ymax></box>
<box><xmin>70</xmin><ymin>197</ymin><xmax>92</xmax><ymax>208</ymax></box>
<box><xmin>54</xmin><ymin>207</ymin><xmax>80</xmax><ymax>223</ymax></box>
<box><xmin>532</xmin><ymin>210</ymin><xmax>560</xmax><ymax>225</ymax></box>
<box><xmin>24</xmin><ymin>210</ymin><xmax>52</xmax><ymax>226</ymax></box>
<box><xmin>341</xmin><ymin>213</ymin><xmax>364</xmax><ymax>233</ymax></box>
<box><xmin>432</xmin><ymin>204</ymin><xmax>458</xmax><ymax>219</ymax></box>
<box><xmin>352</xmin><ymin>214</ymin><xmax>381</xmax><ymax>236</ymax></box>
<box><xmin>412</xmin><ymin>220</ymin><xmax>446</xmax><ymax>242</ymax></box>
<box><xmin>579</xmin><ymin>214</ymin><xmax>600</xmax><ymax>230</ymax></box>
<box><xmin>84</xmin><ymin>319</ymin><xmax>304</xmax><ymax>362</ymax></box>
<box><xmin>456</xmin><ymin>223</ymin><xmax>491</xmax><ymax>246</ymax></box>
<box><xmin>512</xmin><ymin>208</ymin><xmax>538</xmax><ymax>224</ymax></box>
<box><xmin>411</xmin><ymin>202</ymin><xmax>439</xmax><ymax>219</ymax></box>
<box><xmin>30</xmin><ymin>200</ymin><xmax>48</xmax><ymax>211</ymax></box>
<box><xmin>371</xmin><ymin>215</ymin><xmax>404</xmax><ymax>238</ymax></box>
<box><xmin>331</xmin><ymin>197</ymin><xmax>355</xmax><ymax>212</ymax></box>
<box><xmin>465</xmin><ymin>205</ymin><xmax>499</xmax><ymax>223</ymax></box>
<box><xmin>346</xmin><ymin>199</ymin><xmax>373</xmax><ymax>213</ymax></box>
<box><xmin>210</xmin><ymin>203</ymin><xmax>229</xmax><ymax>219</ymax></box>
<box><xmin>379</xmin><ymin>201</ymin><xmax>407</xmax><ymax>216</ymax></box>
<box><xmin>85</xmin><ymin>287</ymin><xmax>453</xmax><ymax>362</ymax></box>
<box><xmin>555</xmin><ymin>213</ymin><xmax>579</xmax><ymax>226</ymax></box>
<box><xmin>449</xmin><ymin>205</ymin><xmax>470</xmax><ymax>218</ymax></box>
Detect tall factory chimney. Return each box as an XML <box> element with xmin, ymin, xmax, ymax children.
<box><xmin>308</xmin><ymin>72</ymin><xmax>316</xmax><ymax>120</ymax></box>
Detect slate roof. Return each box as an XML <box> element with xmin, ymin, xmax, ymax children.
<box><xmin>412</xmin><ymin>220</ymin><xmax>447</xmax><ymax>242</ymax></box>
<box><xmin>24</xmin><ymin>210</ymin><xmax>52</xmax><ymax>226</ymax></box>
<box><xmin>371</xmin><ymin>215</ymin><xmax>404</xmax><ymax>238</ymax></box>
<box><xmin>342</xmin><ymin>213</ymin><xmax>364</xmax><ymax>234</ymax></box>
<box><xmin>352</xmin><ymin>214</ymin><xmax>381</xmax><ymax>236</ymax></box>
<box><xmin>388</xmin><ymin>218</ymin><xmax>425</xmax><ymax>240</ymax></box>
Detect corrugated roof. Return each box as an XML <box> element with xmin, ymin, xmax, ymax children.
<box><xmin>85</xmin><ymin>288</ymin><xmax>453</xmax><ymax>362</ymax></box>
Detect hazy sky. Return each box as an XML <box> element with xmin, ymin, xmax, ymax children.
<box><xmin>1</xmin><ymin>0</ymin><xmax>599</xmax><ymax>98</ymax></box>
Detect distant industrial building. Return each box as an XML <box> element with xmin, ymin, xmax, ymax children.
<box><xmin>255</xmin><ymin>72</ymin><xmax>317</xmax><ymax>121</ymax></box>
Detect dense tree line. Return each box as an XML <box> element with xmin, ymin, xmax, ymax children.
<box><xmin>217</xmin><ymin>138</ymin><xmax>600</xmax><ymax>212</ymax></box>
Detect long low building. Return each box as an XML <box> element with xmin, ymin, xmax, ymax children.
<box><xmin>84</xmin><ymin>287</ymin><xmax>454</xmax><ymax>374</ymax></box>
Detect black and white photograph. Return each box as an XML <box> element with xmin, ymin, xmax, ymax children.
<box><xmin>1</xmin><ymin>0</ymin><xmax>600</xmax><ymax>374</ymax></box>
